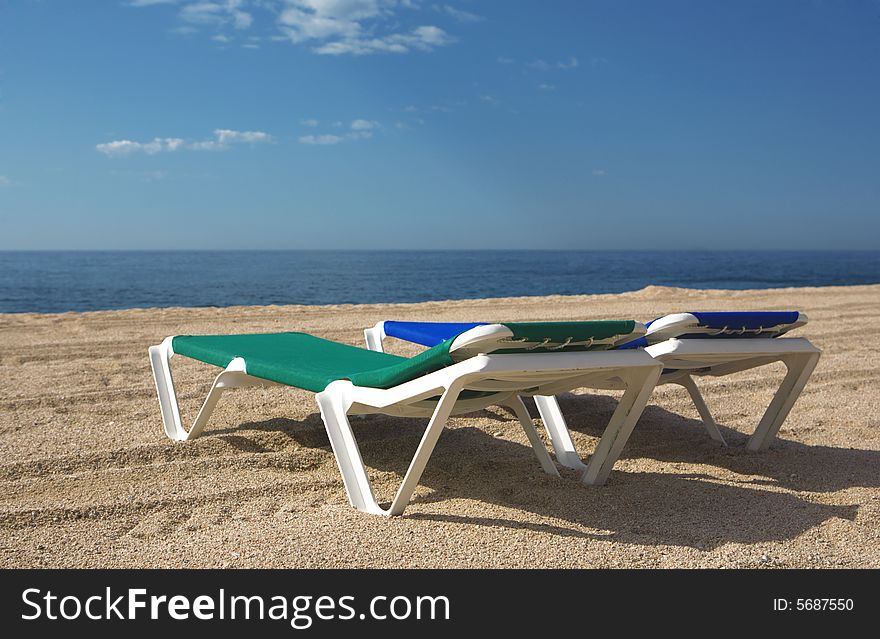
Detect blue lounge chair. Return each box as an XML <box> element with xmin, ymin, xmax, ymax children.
<box><xmin>364</xmin><ymin>312</ymin><xmax>821</xmax><ymax>475</ymax></box>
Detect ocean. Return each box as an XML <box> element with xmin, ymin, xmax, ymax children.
<box><xmin>0</xmin><ymin>250</ymin><xmax>878</xmax><ymax>314</ymax></box>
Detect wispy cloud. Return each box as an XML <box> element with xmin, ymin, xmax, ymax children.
<box><xmin>169</xmin><ymin>25</ymin><xmax>199</xmax><ymax>35</ymax></box>
<box><xmin>298</xmin><ymin>118</ymin><xmax>381</xmax><ymax>145</ymax></box>
<box><xmin>96</xmin><ymin>138</ymin><xmax>186</xmax><ymax>157</ymax></box>
<box><xmin>96</xmin><ymin>129</ymin><xmax>272</xmax><ymax>157</ymax></box>
<box><xmin>527</xmin><ymin>56</ymin><xmax>579</xmax><ymax>71</ymax></box>
<box><xmin>215</xmin><ymin>129</ymin><xmax>271</xmax><ymax>144</ymax></box>
<box><xmin>350</xmin><ymin>118</ymin><xmax>378</xmax><ymax>130</ymax></box>
<box><xmin>308</xmin><ymin>25</ymin><xmax>452</xmax><ymax>56</ymax></box>
<box><xmin>537</xmin><ymin>83</ymin><xmax>555</xmax><ymax>91</ymax></box>
<box><xmin>179</xmin><ymin>1</ymin><xmax>253</xmax><ymax>30</ymax></box>
<box><xmin>0</xmin><ymin>175</ymin><xmax>12</xmax><ymax>188</ymax></box>
<box><xmin>399</xmin><ymin>102</ymin><xmax>458</xmax><ymax>113</ymax></box>
<box><xmin>298</xmin><ymin>134</ymin><xmax>345</xmax><ymax>145</ymax></box>
<box><xmin>127</xmin><ymin>0</ymin><xmax>179</xmax><ymax>6</ymax></box>
<box><xmin>496</xmin><ymin>56</ymin><xmax>514</xmax><ymax>64</ymax></box>
<box><xmin>110</xmin><ymin>169</ymin><xmax>170</xmax><ymax>182</ymax></box>
<box><xmin>128</xmin><ymin>0</ymin><xmax>251</xmax><ymax>32</ymax></box>
<box><xmin>434</xmin><ymin>4</ymin><xmax>483</xmax><ymax>24</ymax></box>
<box><xmin>592</xmin><ymin>169</ymin><xmax>607</xmax><ymax>177</ymax></box>
<box><xmin>131</xmin><ymin>1</ymin><xmax>464</xmax><ymax>56</ymax></box>
<box><xmin>300</xmin><ymin>118</ymin><xmax>320</xmax><ymax>127</ymax></box>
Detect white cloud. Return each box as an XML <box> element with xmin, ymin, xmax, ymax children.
<box><xmin>298</xmin><ymin>134</ymin><xmax>345</xmax><ymax>145</ymax></box>
<box><xmin>592</xmin><ymin>169</ymin><xmax>607</xmax><ymax>177</ymax></box>
<box><xmin>96</xmin><ymin>138</ymin><xmax>185</xmax><ymax>157</ymax></box>
<box><xmin>97</xmin><ymin>129</ymin><xmax>272</xmax><ymax>157</ymax></box>
<box><xmin>298</xmin><ymin>119</ymin><xmax>381</xmax><ymax>145</ymax></box>
<box><xmin>170</xmin><ymin>25</ymin><xmax>199</xmax><ymax>35</ymax></box>
<box><xmin>435</xmin><ymin>4</ymin><xmax>483</xmax><ymax>23</ymax></box>
<box><xmin>301</xmin><ymin>118</ymin><xmax>320</xmax><ymax>127</ymax></box>
<box><xmin>527</xmin><ymin>56</ymin><xmax>579</xmax><ymax>71</ymax></box>
<box><xmin>130</xmin><ymin>0</ymin><xmax>252</xmax><ymax>37</ymax></box>
<box><xmin>233</xmin><ymin>10</ymin><xmax>253</xmax><ymax>28</ymax></box>
<box><xmin>278</xmin><ymin>0</ymin><xmax>370</xmax><ymax>43</ymax></box>
<box><xmin>496</xmin><ymin>56</ymin><xmax>514</xmax><ymax>64</ymax></box>
<box><xmin>537</xmin><ymin>83</ymin><xmax>555</xmax><ymax>91</ymax></box>
<box><xmin>278</xmin><ymin>1</ymin><xmax>453</xmax><ymax>55</ymax></box>
<box><xmin>133</xmin><ymin>1</ymin><xmax>461</xmax><ymax>56</ymax></box>
<box><xmin>310</xmin><ymin>25</ymin><xmax>451</xmax><ymax>55</ymax></box>
<box><xmin>350</xmin><ymin>118</ymin><xmax>378</xmax><ymax>130</ymax></box>
<box><xmin>110</xmin><ymin>169</ymin><xmax>169</xmax><ymax>182</ymax></box>
<box><xmin>0</xmin><ymin>175</ymin><xmax>11</xmax><ymax>187</ymax></box>
<box><xmin>187</xmin><ymin>140</ymin><xmax>223</xmax><ymax>151</ymax></box>
<box><xmin>178</xmin><ymin>0</ymin><xmax>252</xmax><ymax>30</ymax></box>
<box><xmin>215</xmin><ymin>128</ymin><xmax>272</xmax><ymax>144</ymax></box>
<box><xmin>127</xmin><ymin>0</ymin><xmax>178</xmax><ymax>6</ymax></box>
<box><xmin>395</xmin><ymin>101</ymin><xmax>460</xmax><ymax>117</ymax></box>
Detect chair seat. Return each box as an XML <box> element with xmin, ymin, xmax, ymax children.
<box><xmin>172</xmin><ymin>332</ymin><xmax>455</xmax><ymax>392</ymax></box>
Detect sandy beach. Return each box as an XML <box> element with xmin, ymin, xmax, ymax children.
<box><xmin>1</xmin><ymin>284</ymin><xmax>878</xmax><ymax>568</ymax></box>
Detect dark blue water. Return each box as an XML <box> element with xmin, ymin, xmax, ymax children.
<box><xmin>0</xmin><ymin>250</ymin><xmax>878</xmax><ymax>313</ymax></box>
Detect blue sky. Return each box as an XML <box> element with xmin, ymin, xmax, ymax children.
<box><xmin>0</xmin><ymin>0</ymin><xmax>878</xmax><ymax>250</ymax></box>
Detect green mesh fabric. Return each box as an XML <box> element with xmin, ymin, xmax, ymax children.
<box><xmin>170</xmin><ymin>320</ymin><xmax>640</xmax><ymax>392</ymax></box>
<box><xmin>172</xmin><ymin>332</ymin><xmax>454</xmax><ymax>392</ymax></box>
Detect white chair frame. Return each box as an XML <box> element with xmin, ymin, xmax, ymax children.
<box><xmin>150</xmin><ymin>336</ymin><xmax>662</xmax><ymax>515</ymax></box>
<box><xmin>534</xmin><ymin>337</ymin><xmax>821</xmax><ymax>471</ymax></box>
<box><xmin>365</xmin><ymin>323</ymin><xmax>821</xmax><ymax>473</ymax></box>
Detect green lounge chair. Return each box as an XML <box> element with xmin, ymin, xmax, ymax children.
<box><xmin>149</xmin><ymin>322</ymin><xmax>661</xmax><ymax>516</ymax></box>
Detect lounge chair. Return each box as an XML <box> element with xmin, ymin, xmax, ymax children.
<box><xmin>149</xmin><ymin>321</ymin><xmax>661</xmax><ymax>515</ymax></box>
<box><xmin>364</xmin><ymin>312</ymin><xmax>821</xmax><ymax>472</ymax></box>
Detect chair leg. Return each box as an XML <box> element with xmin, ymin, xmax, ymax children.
<box><xmin>150</xmin><ymin>344</ymin><xmax>228</xmax><ymax>441</ymax></box>
<box><xmin>677</xmin><ymin>375</ymin><xmax>727</xmax><ymax>446</ymax></box>
<box><xmin>316</xmin><ymin>381</ymin><xmax>463</xmax><ymax>516</ymax></box>
<box><xmin>150</xmin><ymin>345</ymin><xmax>263</xmax><ymax>442</ymax></box>
<box><xmin>387</xmin><ymin>385</ymin><xmax>463</xmax><ymax>516</ymax></box>
<box><xmin>150</xmin><ymin>344</ymin><xmax>186</xmax><ymax>440</ymax></box>
<box><xmin>316</xmin><ymin>386</ymin><xmax>382</xmax><ymax>514</ymax></box>
<box><xmin>186</xmin><ymin>381</ymin><xmax>228</xmax><ymax>441</ymax></box>
<box><xmin>747</xmin><ymin>351</ymin><xmax>821</xmax><ymax>451</ymax></box>
<box><xmin>506</xmin><ymin>397</ymin><xmax>560</xmax><ymax>477</ymax></box>
<box><xmin>581</xmin><ymin>365</ymin><xmax>662</xmax><ymax>486</ymax></box>
<box><xmin>534</xmin><ymin>395</ymin><xmax>587</xmax><ymax>471</ymax></box>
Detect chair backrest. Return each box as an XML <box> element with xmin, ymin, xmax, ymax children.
<box><xmin>447</xmin><ymin>321</ymin><xmax>646</xmax><ymax>360</ymax></box>
<box><xmin>642</xmin><ymin>311</ymin><xmax>807</xmax><ymax>345</ymax></box>
<box><xmin>383</xmin><ymin>321</ymin><xmax>486</xmax><ymax>347</ymax></box>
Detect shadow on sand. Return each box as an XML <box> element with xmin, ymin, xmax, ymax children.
<box><xmin>550</xmin><ymin>392</ymin><xmax>879</xmax><ymax>494</ymax></box>
<box><xmin>209</xmin><ymin>393</ymin><xmax>868</xmax><ymax>550</ymax></box>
